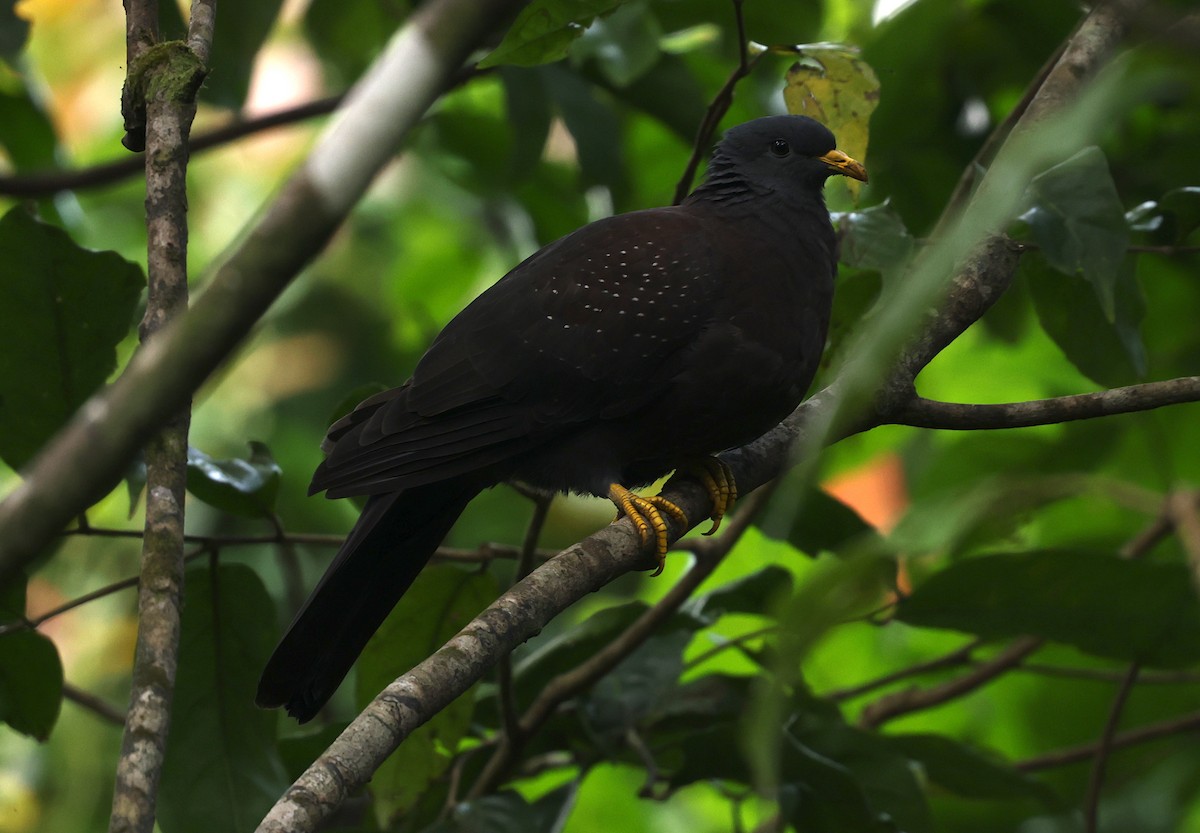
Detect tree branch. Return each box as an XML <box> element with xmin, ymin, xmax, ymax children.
<box><xmin>0</xmin><ymin>0</ymin><xmax>526</xmax><ymax>585</ymax></box>
<box><xmin>1016</xmin><ymin>709</ymin><xmax>1200</xmax><ymax>772</ymax></box>
<box><xmin>109</xmin><ymin>4</ymin><xmax>209</xmax><ymax>832</ymax></box>
<box><xmin>672</xmin><ymin>0</ymin><xmax>763</xmax><ymax>205</ymax></box>
<box><xmin>857</xmin><ymin>637</ymin><xmax>1044</xmax><ymax>729</ymax></box>
<box><xmin>1084</xmin><ymin>663</ymin><xmax>1140</xmax><ymax>833</ymax></box>
<box><xmin>892</xmin><ymin>377</ymin><xmax>1200</xmax><ymax>430</ymax></box>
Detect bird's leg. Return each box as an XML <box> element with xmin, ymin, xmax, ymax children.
<box><xmin>672</xmin><ymin>457</ymin><xmax>738</xmax><ymax>535</ymax></box>
<box><xmin>607</xmin><ymin>483</ymin><xmax>689</xmax><ymax>576</ymax></box>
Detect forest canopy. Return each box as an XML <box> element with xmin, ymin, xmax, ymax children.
<box><xmin>0</xmin><ymin>1</ymin><xmax>1199</xmax><ymax>832</ymax></box>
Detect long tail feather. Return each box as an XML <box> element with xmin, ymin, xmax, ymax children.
<box><xmin>256</xmin><ymin>481</ymin><xmax>478</xmax><ymax>722</ymax></box>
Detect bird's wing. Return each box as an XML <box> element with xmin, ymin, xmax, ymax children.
<box><xmin>312</xmin><ymin>207</ymin><xmax>727</xmax><ymax>497</ymax></box>
<box><xmin>409</xmin><ymin>207</ymin><xmax>724</xmax><ymax>421</ymax></box>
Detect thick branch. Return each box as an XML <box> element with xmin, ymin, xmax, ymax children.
<box><xmin>0</xmin><ymin>0</ymin><xmax>526</xmax><ymax>584</ymax></box>
<box><xmin>893</xmin><ymin>377</ymin><xmax>1200</xmax><ymax>430</ymax></box>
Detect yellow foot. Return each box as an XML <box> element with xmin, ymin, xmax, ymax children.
<box><xmin>676</xmin><ymin>457</ymin><xmax>738</xmax><ymax>535</ymax></box>
<box><xmin>607</xmin><ymin>483</ymin><xmax>689</xmax><ymax>576</ymax></box>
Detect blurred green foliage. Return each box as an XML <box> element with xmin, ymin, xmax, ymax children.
<box><xmin>0</xmin><ymin>0</ymin><xmax>1199</xmax><ymax>831</ymax></box>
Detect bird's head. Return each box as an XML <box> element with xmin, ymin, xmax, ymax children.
<box><xmin>692</xmin><ymin>115</ymin><xmax>868</xmax><ymax>204</ymax></box>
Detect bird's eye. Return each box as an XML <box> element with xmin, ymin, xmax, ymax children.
<box><xmin>770</xmin><ymin>139</ymin><xmax>791</xmax><ymax>157</ymax></box>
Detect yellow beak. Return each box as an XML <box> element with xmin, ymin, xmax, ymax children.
<box><xmin>819</xmin><ymin>149</ymin><xmax>868</xmax><ymax>183</ymax></box>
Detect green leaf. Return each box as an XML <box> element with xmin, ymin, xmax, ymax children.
<box><xmin>0</xmin><ymin>630</ymin><xmax>62</xmax><ymax>740</ymax></box>
<box><xmin>582</xmin><ymin>628</ymin><xmax>691</xmax><ymax>740</ymax></box>
<box><xmin>760</xmin><ymin>488</ymin><xmax>879</xmax><ymax>556</ymax></box>
<box><xmin>885</xmin><ymin>733</ymin><xmax>1058</xmax><ymax>806</ymax></box>
<box><xmin>570</xmin><ymin>1</ymin><xmax>662</xmax><ymax>88</ymax></box>
<box><xmin>833</xmin><ymin>201</ymin><xmax>914</xmax><ymax>279</ymax></box>
<box><xmin>0</xmin><ymin>207</ymin><xmax>145</xmax><ymax>471</ymax></box>
<box><xmin>479</xmin><ymin>0</ymin><xmax>631</xmax><ymax>69</ymax></box>
<box><xmin>1025</xmin><ymin>251</ymin><xmax>1146</xmax><ymax>386</ymax></box>
<box><xmin>0</xmin><ymin>573</ymin><xmax>25</xmax><ymax>620</ymax></box>
<box><xmin>1155</xmin><ymin>187</ymin><xmax>1200</xmax><ymax>244</ymax></box>
<box><xmin>159</xmin><ymin>564</ymin><xmax>289</xmax><ymax>833</ymax></box>
<box><xmin>511</xmin><ymin>601</ymin><xmax>703</xmax><ymax>707</ymax></box>
<box><xmin>0</xmin><ymin>79</ymin><xmax>58</xmax><ymax>170</ymax></box>
<box><xmin>356</xmin><ymin>565</ymin><xmax>496</xmax><ymax>827</ymax></box>
<box><xmin>501</xmin><ymin>68</ymin><xmax>553</xmax><ymax>181</ymax></box>
<box><xmin>781</xmin><ymin>734</ymin><xmax>894</xmax><ymax>832</ymax></box>
<box><xmin>426</xmin><ymin>784</ymin><xmax>577</xmax><ymax>833</ymax></box>
<box><xmin>1020</xmin><ymin>146</ymin><xmax>1129</xmax><ymax>319</ymax></box>
<box><xmin>186</xmin><ymin>442</ymin><xmax>282</xmax><ymax>519</ymax></box>
<box><xmin>543</xmin><ymin>65</ymin><xmax>624</xmax><ymax>188</ymax></box>
<box><xmin>897</xmin><ymin>550</ymin><xmax>1200</xmax><ymax>667</ymax></box>
<box><xmin>304</xmin><ymin>0</ymin><xmax>406</xmax><ymax>85</ymax></box>
<box><xmin>1129</xmin><ymin>187</ymin><xmax>1200</xmax><ymax>245</ymax></box>
<box><xmin>887</xmin><ymin>474</ymin><xmax>1086</xmax><ymax>557</ymax></box>
<box><xmin>202</xmin><ymin>0</ymin><xmax>286</xmax><ymax>107</ymax></box>
<box><xmin>687</xmin><ymin>565</ymin><xmax>794</xmax><ymax>619</ymax></box>
<box><xmin>0</xmin><ymin>0</ymin><xmax>29</xmax><ymax>62</ymax></box>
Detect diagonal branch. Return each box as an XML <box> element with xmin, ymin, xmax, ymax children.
<box><xmin>0</xmin><ymin>0</ymin><xmax>527</xmax><ymax>585</ymax></box>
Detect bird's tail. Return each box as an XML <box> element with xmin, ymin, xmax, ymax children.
<box><xmin>256</xmin><ymin>481</ymin><xmax>479</xmax><ymax>722</ymax></box>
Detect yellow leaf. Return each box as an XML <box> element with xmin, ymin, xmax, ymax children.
<box><xmin>782</xmin><ymin>46</ymin><xmax>880</xmax><ymax>201</ymax></box>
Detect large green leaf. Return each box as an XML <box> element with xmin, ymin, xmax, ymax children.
<box><xmin>0</xmin><ymin>0</ymin><xmax>28</xmax><ymax>62</ymax></box>
<box><xmin>0</xmin><ymin>81</ymin><xmax>58</xmax><ymax>170</ymax></box>
<box><xmin>1025</xmin><ymin>251</ymin><xmax>1146</xmax><ymax>387</ymax></box>
<box><xmin>0</xmin><ymin>630</ymin><xmax>62</xmax><ymax>740</ymax></box>
<box><xmin>832</xmin><ymin>201</ymin><xmax>914</xmax><ymax>280</ymax></box>
<box><xmin>897</xmin><ymin>551</ymin><xmax>1200</xmax><ymax>667</ymax></box>
<box><xmin>783</xmin><ymin>690</ymin><xmax>932</xmax><ymax>833</ymax></box>
<box><xmin>582</xmin><ymin>628</ymin><xmax>691</xmax><ymax>741</ymax></box>
<box><xmin>570</xmin><ymin>1</ymin><xmax>662</xmax><ymax>88</ymax></box>
<box><xmin>686</xmin><ymin>565</ymin><xmax>795</xmax><ymax>619</ymax></box>
<box><xmin>479</xmin><ymin>0</ymin><xmax>632</xmax><ymax>69</ymax></box>
<box><xmin>543</xmin><ymin>65</ymin><xmax>624</xmax><ymax>189</ymax></box>
<box><xmin>425</xmin><ymin>784</ymin><xmax>577</xmax><ymax>833</ymax></box>
<box><xmin>202</xmin><ymin>0</ymin><xmax>286</xmax><ymax>107</ymax></box>
<box><xmin>0</xmin><ymin>207</ymin><xmax>144</xmax><ymax>471</ymax></box>
<box><xmin>158</xmin><ymin>565</ymin><xmax>289</xmax><ymax>833</ymax></box>
<box><xmin>1020</xmin><ymin>147</ymin><xmax>1130</xmax><ymax>319</ymax></box>
<box><xmin>355</xmin><ymin>565</ymin><xmax>496</xmax><ymax>827</ymax></box>
<box><xmin>884</xmin><ymin>733</ymin><xmax>1058</xmax><ymax>807</ymax></box>
<box><xmin>305</xmin><ymin>0</ymin><xmax>407</xmax><ymax>86</ymax></box>
<box><xmin>759</xmin><ymin>488</ymin><xmax>881</xmax><ymax>557</ymax></box>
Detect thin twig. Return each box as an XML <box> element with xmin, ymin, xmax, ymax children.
<box><xmin>825</xmin><ymin>638</ymin><xmax>982</xmax><ymax>702</ymax></box>
<box><xmin>1167</xmin><ymin>491</ymin><xmax>1200</xmax><ymax>596</ymax></box>
<box><xmin>683</xmin><ymin>624</ymin><xmax>780</xmax><ymax>671</ymax></box>
<box><xmin>672</xmin><ymin>0</ymin><xmax>763</xmax><ymax>204</ymax></box>
<box><xmin>0</xmin><ymin>540</ymin><xmax>539</xmax><ymax>636</ymax></box>
<box><xmin>1084</xmin><ymin>663</ymin><xmax>1140</xmax><ymax>833</ymax></box>
<box><xmin>1005</xmin><ymin>661</ymin><xmax>1200</xmax><ymax>685</ymax></box>
<box><xmin>63</xmin><ymin>682</ymin><xmax>127</xmax><ymax>727</ymax></box>
<box><xmin>1017</xmin><ymin>709</ymin><xmax>1200</xmax><ymax>772</ymax></box>
<box><xmin>858</xmin><ymin>637</ymin><xmax>1044</xmax><ymax>728</ymax></box>
<box><xmin>497</xmin><ymin>492</ymin><xmax>555</xmax><ymax>746</ymax></box>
